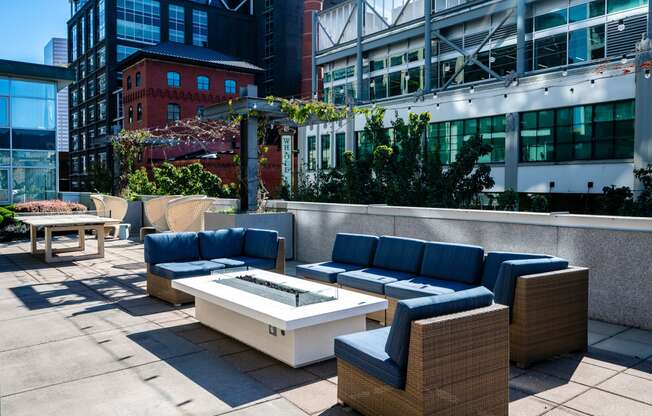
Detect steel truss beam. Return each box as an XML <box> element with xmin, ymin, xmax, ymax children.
<box><xmin>436</xmin><ymin>9</ymin><xmax>513</xmax><ymax>92</ymax></box>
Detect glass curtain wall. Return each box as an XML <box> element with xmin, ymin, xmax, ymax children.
<box><xmin>0</xmin><ymin>77</ymin><xmax>58</xmax><ymax>203</ymax></box>
<box><xmin>520</xmin><ymin>100</ymin><xmax>635</xmax><ymax>162</ymax></box>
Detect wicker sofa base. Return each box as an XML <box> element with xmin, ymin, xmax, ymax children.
<box><xmin>147</xmin><ymin>272</ymin><xmax>195</xmax><ymax>305</ymax></box>
<box><xmin>382</xmin><ymin>267</ymin><xmax>588</xmax><ymax>368</ymax></box>
<box><xmin>338</xmin><ymin>304</ymin><xmax>509</xmax><ymax>416</ymax></box>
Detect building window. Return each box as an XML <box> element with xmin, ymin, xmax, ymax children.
<box><xmin>71</xmin><ymin>24</ymin><xmax>77</xmax><ymax>61</ymax></box>
<box><xmin>607</xmin><ymin>0</ymin><xmax>647</xmax><ymax>13</ymax></box>
<box><xmin>98</xmin><ymin>0</ymin><xmax>105</xmax><ymax>40</ymax></box>
<box><xmin>98</xmin><ymin>100</ymin><xmax>106</xmax><ymax>120</ymax></box>
<box><xmin>335</xmin><ymin>132</ymin><xmax>346</xmax><ymax>168</ymax></box>
<box><xmin>197</xmin><ymin>76</ymin><xmax>209</xmax><ymax>91</ymax></box>
<box><xmin>117</xmin><ymin>0</ymin><xmax>161</xmax><ymax>44</ymax></box>
<box><xmin>167</xmin><ymin>103</ymin><xmax>180</xmax><ymax>121</ymax></box>
<box><xmin>321</xmin><ymin>134</ymin><xmax>331</xmax><ymax>169</ymax></box>
<box><xmin>135</xmin><ymin>72</ymin><xmax>141</xmax><ymax>87</ymax></box>
<box><xmin>169</xmin><ymin>4</ymin><xmax>185</xmax><ymax>43</ymax></box>
<box><xmin>98</xmin><ymin>73</ymin><xmax>107</xmax><ymax>94</ymax></box>
<box><xmin>89</xmin><ymin>8</ymin><xmax>94</xmax><ymax>48</ymax></box>
<box><xmin>568</xmin><ymin>25</ymin><xmax>605</xmax><ymax>65</ymax></box>
<box><xmin>117</xmin><ymin>45</ymin><xmax>139</xmax><ymax>62</ymax></box>
<box><xmin>98</xmin><ymin>46</ymin><xmax>106</xmax><ymax>67</ymax></box>
<box><xmin>128</xmin><ymin>106</ymin><xmax>133</xmax><ymax>124</ymax></box>
<box><xmin>137</xmin><ymin>103</ymin><xmax>143</xmax><ymax>121</ymax></box>
<box><xmin>427</xmin><ymin>116</ymin><xmax>506</xmax><ymax>165</ymax></box>
<box><xmin>307</xmin><ymin>136</ymin><xmax>317</xmax><ymax>171</ymax></box>
<box><xmin>192</xmin><ymin>10</ymin><xmax>208</xmax><ymax>47</ymax></box>
<box><xmin>534</xmin><ymin>33</ymin><xmax>567</xmax><ymax>70</ymax></box>
<box><xmin>224</xmin><ymin>79</ymin><xmax>236</xmax><ymax>94</ymax></box>
<box><xmin>520</xmin><ymin>100</ymin><xmax>635</xmax><ymax>162</ymax></box>
<box><xmin>80</xmin><ymin>17</ymin><xmax>85</xmax><ymax>54</ymax></box>
<box><xmin>127</xmin><ymin>75</ymin><xmax>132</xmax><ymax>90</ymax></box>
<box><xmin>167</xmin><ymin>71</ymin><xmax>180</xmax><ymax>88</ymax></box>
<box><xmin>355</xmin><ymin>129</ymin><xmax>392</xmax><ymax>160</ymax></box>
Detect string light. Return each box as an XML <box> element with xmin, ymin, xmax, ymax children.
<box><xmin>590</xmin><ymin>79</ymin><xmax>596</xmax><ymax>87</ymax></box>
<box><xmin>562</xmin><ymin>68</ymin><xmax>568</xmax><ymax>76</ymax></box>
<box><xmin>469</xmin><ymin>86</ymin><xmax>475</xmax><ymax>94</ymax></box>
<box><xmin>645</xmin><ymin>69</ymin><xmax>651</xmax><ymax>79</ymax></box>
<box><xmin>544</xmin><ymin>87</ymin><xmax>549</xmax><ymax>95</ymax></box>
<box><xmin>617</xmin><ymin>19</ymin><xmax>625</xmax><ymax>32</ymax></box>
<box><xmin>621</xmin><ymin>54</ymin><xmax>628</xmax><ymax>64</ymax></box>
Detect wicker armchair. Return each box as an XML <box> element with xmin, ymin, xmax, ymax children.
<box><xmin>166</xmin><ymin>196</ymin><xmax>217</xmax><ymax>232</ymax></box>
<box><xmin>90</xmin><ymin>194</ymin><xmax>128</xmax><ymax>237</ymax></box>
<box><xmin>337</xmin><ymin>301</ymin><xmax>509</xmax><ymax>416</ymax></box>
<box><xmin>143</xmin><ymin>195</ymin><xmax>181</xmax><ymax>232</ymax></box>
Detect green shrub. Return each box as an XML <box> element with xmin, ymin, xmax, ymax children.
<box><xmin>0</xmin><ymin>206</ymin><xmax>14</xmax><ymax>227</ymax></box>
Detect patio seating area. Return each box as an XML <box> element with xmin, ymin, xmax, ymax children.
<box><xmin>1</xmin><ymin>236</ymin><xmax>652</xmax><ymax>415</ymax></box>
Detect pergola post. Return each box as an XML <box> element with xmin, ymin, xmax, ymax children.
<box><xmin>240</xmin><ymin>115</ymin><xmax>260</xmax><ymax>212</ymax></box>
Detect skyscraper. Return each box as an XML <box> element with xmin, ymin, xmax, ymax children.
<box><xmin>44</xmin><ymin>38</ymin><xmax>70</xmax><ymax>153</ymax></box>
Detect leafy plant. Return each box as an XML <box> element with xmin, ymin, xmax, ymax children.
<box><xmin>497</xmin><ymin>189</ymin><xmax>519</xmax><ymax>211</ymax></box>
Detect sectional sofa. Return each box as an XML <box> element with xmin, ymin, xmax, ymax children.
<box><xmin>296</xmin><ymin>233</ymin><xmax>588</xmax><ymax>368</ymax></box>
<box><xmin>335</xmin><ymin>287</ymin><xmax>509</xmax><ymax>416</ymax></box>
<box><xmin>144</xmin><ymin>228</ymin><xmax>285</xmax><ymax>305</ymax></box>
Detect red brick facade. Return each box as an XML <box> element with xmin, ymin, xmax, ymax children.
<box><xmin>122</xmin><ymin>58</ymin><xmax>283</xmax><ymax>195</ymax></box>
<box><xmin>122</xmin><ymin>59</ymin><xmax>255</xmax><ymax>130</ymax></box>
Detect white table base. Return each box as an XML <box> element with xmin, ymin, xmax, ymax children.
<box><xmin>195</xmin><ymin>297</ymin><xmax>366</xmax><ymax>367</ymax></box>
<box><xmin>29</xmin><ymin>224</ymin><xmax>105</xmax><ymax>263</ymax></box>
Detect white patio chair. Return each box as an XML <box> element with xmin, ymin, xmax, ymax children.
<box><xmin>143</xmin><ymin>195</ymin><xmax>181</xmax><ymax>232</ymax></box>
<box><xmin>90</xmin><ymin>194</ymin><xmax>128</xmax><ymax>238</ymax></box>
<box><xmin>166</xmin><ymin>196</ymin><xmax>217</xmax><ymax>232</ymax></box>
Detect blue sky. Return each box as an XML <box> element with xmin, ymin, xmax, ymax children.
<box><xmin>0</xmin><ymin>0</ymin><xmax>70</xmax><ymax>64</ymax></box>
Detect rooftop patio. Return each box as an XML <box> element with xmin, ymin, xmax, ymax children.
<box><xmin>1</xmin><ymin>237</ymin><xmax>651</xmax><ymax>415</ymax></box>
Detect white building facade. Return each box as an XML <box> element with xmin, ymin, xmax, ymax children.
<box><xmin>44</xmin><ymin>37</ymin><xmax>70</xmax><ymax>153</ymax></box>
<box><xmin>299</xmin><ymin>0</ymin><xmax>652</xmax><ymax>210</ymax></box>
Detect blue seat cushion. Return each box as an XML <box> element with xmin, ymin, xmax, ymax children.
<box><xmin>373</xmin><ymin>236</ymin><xmax>425</xmax><ymax>274</ymax></box>
<box><xmin>213</xmin><ymin>256</ymin><xmax>276</xmax><ymax>270</ymax></box>
<box><xmin>243</xmin><ymin>229</ymin><xmax>279</xmax><ymax>259</ymax></box>
<box><xmin>295</xmin><ymin>262</ymin><xmax>362</xmax><ymax>284</ymax></box>
<box><xmin>384</xmin><ymin>277</ymin><xmax>474</xmax><ymax>300</ymax></box>
<box><xmin>385</xmin><ymin>287</ymin><xmax>494</xmax><ymax>368</ymax></box>
<box><xmin>198</xmin><ymin>228</ymin><xmax>245</xmax><ymax>260</ymax></box>
<box><xmin>337</xmin><ymin>268</ymin><xmax>414</xmax><ymax>295</ymax></box>
<box><xmin>420</xmin><ymin>242</ymin><xmax>484</xmax><ymax>285</ymax></box>
<box><xmin>494</xmin><ymin>258</ymin><xmax>569</xmax><ymax>315</ymax></box>
<box><xmin>331</xmin><ymin>233</ymin><xmax>379</xmax><ymax>267</ymax></box>
<box><xmin>335</xmin><ymin>327</ymin><xmax>405</xmax><ymax>389</ymax></box>
<box><xmin>151</xmin><ymin>260</ymin><xmax>225</xmax><ymax>280</ymax></box>
<box><xmin>481</xmin><ymin>252</ymin><xmax>552</xmax><ymax>291</ymax></box>
<box><xmin>144</xmin><ymin>232</ymin><xmax>199</xmax><ymax>265</ymax></box>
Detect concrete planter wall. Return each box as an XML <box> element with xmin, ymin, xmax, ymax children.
<box><xmin>204</xmin><ymin>211</ymin><xmax>294</xmax><ymax>259</ymax></box>
<box><xmin>267</xmin><ymin>200</ymin><xmax>652</xmax><ymax>330</ymax></box>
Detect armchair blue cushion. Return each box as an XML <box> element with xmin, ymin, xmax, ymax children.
<box><xmin>385</xmin><ymin>287</ymin><xmax>494</xmax><ymax>369</ymax></box>
<box><xmin>331</xmin><ymin>233</ymin><xmax>379</xmax><ymax>267</ymax></box>
<box><xmin>296</xmin><ymin>261</ymin><xmax>363</xmax><ymax>284</ymax></box>
<box><xmin>150</xmin><ymin>260</ymin><xmax>225</xmax><ymax>280</ymax></box>
<box><xmin>212</xmin><ymin>256</ymin><xmax>275</xmax><ymax>270</ymax></box>
<box><xmin>481</xmin><ymin>252</ymin><xmax>551</xmax><ymax>291</ymax></box>
<box><xmin>144</xmin><ymin>232</ymin><xmax>199</xmax><ymax>265</ymax></box>
<box><xmin>373</xmin><ymin>236</ymin><xmax>425</xmax><ymax>274</ymax></box>
<box><xmin>493</xmin><ymin>258</ymin><xmax>569</xmax><ymax>314</ymax></box>
<box><xmin>243</xmin><ymin>229</ymin><xmax>279</xmax><ymax>259</ymax></box>
<box><xmin>198</xmin><ymin>228</ymin><xmax>245</xmax><ymax>260</ymax></box>
<box><xmin>384</xmin><ymin>277</ymin><xmax>474</xmax><ymax>300</ymax></box>
<box><xmin>335</xmin><ymin>327</ymin><xmax>405</xmax><ymax>389</ymax></box>
<box><xmin>420</xmin><ymin>242</ymin><xmax>484</xmax><ymax>284</ymax></box>
<box><xmin>338</xmin><ymin>268</ymin><xmax>414</xmax><ymax>295</ymax></box>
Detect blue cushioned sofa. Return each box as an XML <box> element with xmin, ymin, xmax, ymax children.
<box><xmin>297</xmin><ymin>233</ymin><xmax>589</xmax><ymax>368</ymax></box>
<box><xmin>144</xmin><ymin>228</ymin><xmax>285</xmax><ymax>305</ymax></box>
<box><xmin>335</xmin><ymin>287</ymin><xmax>509</xmax><ymax>416</ymax></box>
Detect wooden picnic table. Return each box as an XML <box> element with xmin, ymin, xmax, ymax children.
<box><xmin>18</xmin><ymin>215</ymin><xmax>121</xmax><ymax>263</ymax></box>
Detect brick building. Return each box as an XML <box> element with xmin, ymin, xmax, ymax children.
<box><xmin>120</xmin><ymin>42</ymin><xmax>282</xmax><ymax>195</ymax></box>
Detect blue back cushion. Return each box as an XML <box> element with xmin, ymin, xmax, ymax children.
<box><xmin>494</xmin><ymin>258</ymin><xmax>569</xmax><ymax>312</ymax></box>
<box><xmin>144</xmin><ymin>232</ymin><xmax>199</xmax><ymax>265</ymax></box>
<box><xmin>198</xmin><ymin>228</ymin><xmax>246</xmax><ymax>260</ymax></box>
<box><xmin>481</xmin><ymin>252</ymin><xmax>551</xmax><ymax>291</ymax></box>
<box><xmin>385</xmin><ymin>287</ymin><xmax>494</xmax><ymax>368</ymax></box>
<box><xmin>331</xmin><ymin>233</ymin><xmax>379</xmax><ymax>266</ymax></box>
<box><xmin>243</xmin><ymin>228</ymin><xmax>279</xmax><ymax>259</ymax></box>
<box><xmin>420</xmin><ymin>242</ymin><xmax>485</xmax><ymax>284</ymax></box>
<box><xmin>373</xmin><ymin>236</ymin><xmax>425</xmax><ymax>274</ymax></box>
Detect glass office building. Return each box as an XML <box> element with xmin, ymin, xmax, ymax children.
<box><xmin>0</xmin><ymin>60</ymin><xmax>74</xmax><ymax>204</ymax></box>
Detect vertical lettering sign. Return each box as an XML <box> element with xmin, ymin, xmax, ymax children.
<box><xmin>281</xmin><ymin>135</ymin><xmax>293</xmax><ymax>188</ymax></box>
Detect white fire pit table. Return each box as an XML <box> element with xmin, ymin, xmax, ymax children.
<box><xmin>172</xmin><ymin>269</ymin><xmax>387</xmax><ymax>367</ymax></box>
